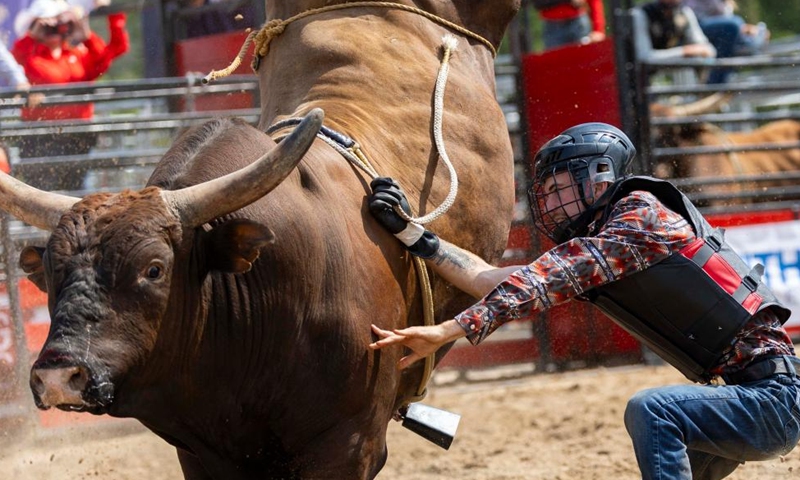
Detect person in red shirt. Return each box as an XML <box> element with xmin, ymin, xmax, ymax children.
<box><xmin>11</xmin><ymin>0</ymin><xmax>129</xmax><ymax>190</ymax></box>
<box><xmin>534</xmin><ymin>0</ymin><xmax>606</xmax><ymax>50</ymax></box>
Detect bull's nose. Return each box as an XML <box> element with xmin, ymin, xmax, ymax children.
<box><xmin>30</xmin><ymin>365</ymin><xmax>89</xmax><ymax>409</ymax></box>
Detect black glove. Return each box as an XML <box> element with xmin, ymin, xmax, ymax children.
<box><xmin>368</xmin><ymin>177</ymin><xmax>440</xmax><ymax>259</ymax></box>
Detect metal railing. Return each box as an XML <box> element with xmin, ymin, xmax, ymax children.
<box><xmin>629</xmin><ymin>44</ymin><xmax>800</xmax><ymax>212</ymax></box>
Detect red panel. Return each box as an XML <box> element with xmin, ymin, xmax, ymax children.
<box><xmin>506</xmin><ymin>224</ymin><xmax>532</xmax><ymax>251</ymax></box>
<box><xmin>706</xmin><ymin>210</ymin><xmax>799</xmax><ymax>228</ymax></box>
<box><xmin>679</xmin><ymin>237</ymin><xmax>706</xmax><ymax>259</ymax></box>
<box><xmin>173</xmin><ymin>31</ymin><xmax>255</xmax><ymax>111</ymax></box>
<box><xmin>703</xmin><ymin>255</ymin><xmax>740</xmax><ymax>294</ymax></box>
<box><xmin>742</xmin><ymin>292</ymin><xmax>763</xmax><ymax>315</ymax></box>
<box><xmin>522</xmin><ymin>38</ymin><xmax>622</xmax><ymax>158</ymax></box>
<box><xmin>438</xmin><ymin>336</ymin><xmax>540</xmax><ymax>369</ymax></box>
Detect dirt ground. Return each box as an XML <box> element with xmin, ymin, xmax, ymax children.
<box><xmin>1</xmin><ymin>364</ymin><xmax>799</xmax><ymax>479</ymax></box>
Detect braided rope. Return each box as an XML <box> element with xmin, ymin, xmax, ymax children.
<box><xmin>202</xmin><ymin>29</ymin><xmax>258</xmax><ymax>84</ymax></box>
<box><xmin>202</xmin><ymin>1</ymin><xmax>496</xmax><ymax>84</ymax></box>
<box><xmin>393</xmin><ymin>34</ymin><xmax>459</xmax><ymax>225</ymax></box>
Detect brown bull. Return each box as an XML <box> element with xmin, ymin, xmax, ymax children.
<box><xmin>655</xmin><ymin>120</ymin><xmax>800</xmax><ymax>205</ymax></box>
<box><xmin>4</xmin><ymin>1</ymin><xmax>520</xmax><ymax>479</ymax></box>
<box><xmin>651</xmin><ymin>95</ymin><xmax>800</xmax><ymax>205</ymax></box>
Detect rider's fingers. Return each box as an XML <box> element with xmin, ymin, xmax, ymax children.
<box><xmin>397</xmin><ymin>352</ymin><xmax>424</xmax><ymax>370</ymax></box>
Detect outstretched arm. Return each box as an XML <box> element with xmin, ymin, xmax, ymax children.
<box><xmin>426</xmin><ymin>238</ymin><xmax>522</xmax><ymax>299</ymax></box>
<box><xmin>368</xmin><ymin>177</ymin><xmax>523</xmax><ymax>298</ymax></box>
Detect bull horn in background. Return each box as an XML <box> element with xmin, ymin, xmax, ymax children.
<box><xmin>650</xmin><ymin>92</ymin><xmax>735</xmax><ymax>118</ymax></box>
<box><xmin>0</xmin><ymin>174</ymin><xmax>79</xmax><ymax>231</ymax></box>
<box><xmin>162</xmin><ymin>108</ymin><xmax>324</xmax><ymax>228</ymax></box>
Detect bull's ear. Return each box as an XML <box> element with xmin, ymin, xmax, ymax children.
<box><xmin>19</xmin><ymin>246</ymin><xmax>47</xmax><ymax>292</ymax></box>
<box><xmin>204</xmin><ymin>219</ymin><xmax>275</xmax><ymax>273</ymax></box>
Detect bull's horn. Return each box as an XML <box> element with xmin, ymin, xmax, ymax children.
<box><xmin>162</xmin><ymin>108</ymin><xmax>323</xmax><ymax>228</ymax></box>
<box><xmin>0</xmin><ymin>174</ymin><xmax>79</xmax><ymax>231</ymax></box>
<box><xmin>652</xmin><ymin>92</ymin><xmax>735</xmax><ymax>118</ymax></box>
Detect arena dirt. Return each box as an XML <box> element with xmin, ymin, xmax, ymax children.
<box><xmin>1</xmin><ymin>364</ymin><xmax>798</xmax><ymax>479</ymax></box>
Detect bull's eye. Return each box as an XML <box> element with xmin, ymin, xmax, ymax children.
<box><xmin>145</xmin><ymin>264</ymin><xmax>163</xmax><ymax>280</ymax></box>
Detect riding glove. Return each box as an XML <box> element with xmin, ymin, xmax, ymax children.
<box><xmin>368</xmin><ymin>177</ymin><xmax>440</xmax><ymax>259</ymax></box>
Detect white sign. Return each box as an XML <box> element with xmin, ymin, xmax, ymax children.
<box><xmin>724</xmin><ymin>220</ymin><xmax>800</xmax><ymax>329</ymax></box>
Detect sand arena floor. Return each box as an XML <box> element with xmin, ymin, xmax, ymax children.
<box><xmin>1</xmin><ymin>364</ymin><xmax>799</xmax><ymax>479</ymax></box>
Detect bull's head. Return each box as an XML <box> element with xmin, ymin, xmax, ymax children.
<box><xmin>5</xmin><ymin>109</ymin><xmax>323</xmax><ymax>414</ymax></box>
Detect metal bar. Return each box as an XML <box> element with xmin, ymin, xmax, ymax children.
<box><xmin>0</xmin><ymin>74</ymin><xmax>259</xmax><ymax>97</ymax></box>
<box><xmin>670</xmin><ymin>171</ymin><xmax>800</xmax><ymax>187</ymax></box>
<box><xmin>698</xmin><ymin>201</ymin><xmax>800</xmax><ymax>216</ymax></box>
<box><xmin>0</xmin><ymin>212</ymin><xmax>37</xmax><ymax>422</ymax></box>
<box><xmin>651</xmin><ymin>111</ymin><xmax>800</xmax><ymax>126</ymax></box>
<box><xmin>686</xmin><ymin>185</ymin><xmax>800</xmax><ymax>202</ymax></box>
<box><xmin>643</xmin><ymin>55</ymin><xmax>800</xmax><ymax>69</ymax></box>
<box><xmin>0</xmin><ymin>83</ymin><xmax>258</xmax><ymax>109</ymax></box>
<box><xmin>647</xmin><ymin>81</ymin><xmax>800</xmax><ymax>96</ymax></box>
<box><xmin>1</xmin><ymin>110</ymin><xmax>261</xmax><ymax>136</ymax></box>
<box><xmin>652</xmin><ymin>141</ymin><xmax>800</xmax><ymax>157</ymax></box>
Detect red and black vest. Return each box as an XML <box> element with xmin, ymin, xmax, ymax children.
<box><xmin>582</xmin><ymin>177</ymin><xmax>791</xmax><ymax>383</ymax></box>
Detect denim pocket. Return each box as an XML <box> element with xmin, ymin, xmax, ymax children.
<box><xmin>782</xmin><ymin>385</ymin><xmax>800</xmax><ymax>454</ymax></box>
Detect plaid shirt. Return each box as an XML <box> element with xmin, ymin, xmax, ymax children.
<box><xmin>455</xmin><ymin>190</ymin><xmax>794</xmax><ymax>376</ymax></box>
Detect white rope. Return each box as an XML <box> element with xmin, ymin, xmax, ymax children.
<box><xmin>393</xmin><ymin>34</ymin><xmax>460</xmax><ymax>226</ymax></box>
<box><xmin>269</xmin><ymin>36</ymin><xmax>460</xmax><ymax>226</ymax></box>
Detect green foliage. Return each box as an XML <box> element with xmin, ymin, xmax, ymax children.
<box><xmin>91</xmin><ymin>10</ymin><xmax>145</xmax><ymax>81</ymax></box>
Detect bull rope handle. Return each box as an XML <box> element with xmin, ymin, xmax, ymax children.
<box><xmin>202</xmin><ymin>0</ymin><xmax>496</xmax><ymax>83</ymax></box>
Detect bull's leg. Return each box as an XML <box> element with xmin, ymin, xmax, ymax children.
<box><xmin>293</xmin><ymin>420</ymin><xmax>390</xmax><ymax>479</ymax></box>
<box><xmin>176</xmin><ymin>448</ymin><xmax>214</xmax><ymax>480</ymax></box>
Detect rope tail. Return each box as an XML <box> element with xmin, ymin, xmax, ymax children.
<box><xmin>201</xmin><ymin>29</ymin><xmax>258</xmax><ymax>84</ymax></box>
<box><xmin>393</xmin><ymin>34</ymin><xmax>460</xmax><ymax>225</ymax></box>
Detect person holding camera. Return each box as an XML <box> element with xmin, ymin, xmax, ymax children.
<box><xmin>10</xmin><ymin>0</ymin><xmax>129</xmax><ymax>190</ymax></box>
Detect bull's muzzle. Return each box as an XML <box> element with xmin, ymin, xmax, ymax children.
<box><xmin>30</xmin><ymin>359</ymin><xmax>113</xmax><ymax>413</ymax></box>
<box><xmin>30</xmin><ymin>365</ymin><xmax>88</xmax><ymax>409</ymax></box>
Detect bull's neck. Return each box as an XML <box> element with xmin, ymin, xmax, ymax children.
<box><xmin>256</xmin><ymin>14</ymin><xmax>497</xmax><ymax>134</ymax></box>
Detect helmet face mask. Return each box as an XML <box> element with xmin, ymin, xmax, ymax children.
<box><xmin>529</xmin><ymin>123</ymin><xmax>636</xmax><ymax>244</ymax></box>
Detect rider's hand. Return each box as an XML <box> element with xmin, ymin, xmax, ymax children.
<box><xmin>368</xmin><ymin>177</ymin><xmax>440</xmax><ymax>259</ymax></box>
<box><xmin>369</xmin><ymin>320</ymin><xmax>466</xmax><ymax>370</ymax></box>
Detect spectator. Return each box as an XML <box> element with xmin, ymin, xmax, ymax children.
<box><xmin>534</xmin><ymin>0</ymin><xmax>606</xmax><ymax>51</ymax></box>
<box><xmin>0</xmin><ymin>40</ymin><xmax>30</xmax><ymax>90</ymax></box>
<box><xmin>685</xmin><ymin>0</ymin><xmax>769</xmax><ymax>84</ymax></box>
<box><xmin>631</xmin><ymin>0</ymin><xmax>716</xmax><ymax>88</ymax></box>
<box><xmin>11</xmin><ymin>0</ymin><xmax>129</xmax><ymax>190</ymax></box>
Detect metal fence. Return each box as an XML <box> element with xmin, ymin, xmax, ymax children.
<box><xmin>627</xmin><ymin>33</ymin><xmax>800</xmax><ymax>214</ymax></box>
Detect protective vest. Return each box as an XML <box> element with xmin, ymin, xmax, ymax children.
<box><xmin>581</xmin><ymin>177</ymin><xmax>790</xmax><ymax>383</ymax></box>
<box><xmin>532</xmin><ymin>0</ymin><xmax>574</xmax><ymax>11</ymax></box>
<box><xmin>641</xmin><ymin>2</ymin><xmax>690</xmax><ymax>50</ymax></box>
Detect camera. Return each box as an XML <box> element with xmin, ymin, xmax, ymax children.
<box><xmin>42</xmin><ymin>21</ymin><xmax>74</xmax><ymax>37</ymax></box>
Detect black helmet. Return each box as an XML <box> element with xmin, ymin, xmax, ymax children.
<box><xmin>528</xmin><ymin>122</ymin><xmax>636</xmax><ymax>243</ymax></box>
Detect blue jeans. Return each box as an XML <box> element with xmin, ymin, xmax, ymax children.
<box><xmin>542</xmin><ymin>14</ymin><xmax>591</xmax><ymax>51</ymax></box>
<box><xmin>625</xmin><ymin>373</ymin><xmax>800</xmax><ymax>479</ymax></box>
<box><xmin>700</xmin><ymin>15</ymin><xmax>765</xmax><ymax>84</ymax></box>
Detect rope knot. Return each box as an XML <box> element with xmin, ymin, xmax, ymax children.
<box><xmin>254</xmin><ymin>19</ymin><xmax>287</xmax><ymax>59</ymax></box>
